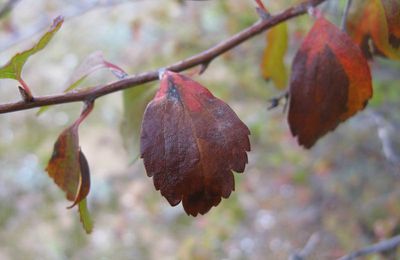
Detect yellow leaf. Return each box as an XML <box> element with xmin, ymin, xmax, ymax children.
<box><xmin>260</xmin><ymin>22</ymin><xmax>288</xmax><ymax>90</ymax></box>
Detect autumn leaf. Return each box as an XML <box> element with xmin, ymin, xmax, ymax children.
<box><xmin>46</xmin><ymin>102</ymin><xmax>93</xmax><ymax>207</ymax></box>
<box><xmin>260</xmin><ymin>22</ymin><xmax>288</xmax><ymax>89</ymax></box>
<box><xmin>46</xmin><ymin>125</ymin><xmax>91</xmax><ymax>207</ymax></box>
<box><xmin>140</xmin><ymin>71</ymin><xmax>250</xmax><ymax>216</ymax></box>
<box><xmin>0</xmin><ymin>16</ymin><xmax>64</xmax><ymax>99</ymax></box>
<box><xmin>46</xmin><ymin>102</ymin><xmax>94</xmax><ymax>233</ymax></box>
<box><xmin>347</xmin><ymin>0</ymin><xmax>400</xmax><ymax>59</ymax></box>
<box><xmin>288</xmin><ymin>16</ymin><xmax>373</xmax><ymax>148</ymax></box>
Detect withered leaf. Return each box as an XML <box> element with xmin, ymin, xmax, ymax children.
<box><xmin>288</xmin><ymin>16</ymin><xmax>373</xmax><ymax>148</ymax></box>
<box><xmin>140</xmin><ymin>71</ymin><xmax>250</xmax><ymax>216</ymax></box>
<box><xmin>46</xmin><ymin>103</ymin><xmax>93</xmax><ymax>208</ymax></box>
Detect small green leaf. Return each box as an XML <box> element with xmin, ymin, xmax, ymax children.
<box><xmin>78</xmin><ymin>198</ymin><xmax>93</xmax><ymax>234</ymax></box>
<box><xmin>0</xmin><ymin>16</ymin><xmax>64</xmax><ymax>80</ymax></box>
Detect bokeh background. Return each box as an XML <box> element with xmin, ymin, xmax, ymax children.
<box><xmin>0</xmin><ymin>0</ymin><xmax>399</xmax><ymax>259</ymax></box>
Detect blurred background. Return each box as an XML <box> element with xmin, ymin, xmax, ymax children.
<box><xmin>0</xmin><ymin>0</ymin><xmax>399</xmax><ymax>259</ymax></box>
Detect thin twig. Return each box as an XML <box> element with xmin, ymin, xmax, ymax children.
<box><xmin>338</xmin><ymin>235</ymin><xmax>400</xmax><ymax>260</ymax></box>
<box><xmin>368</xmin><ymin>110</ymin><xmax>400</xmax><ymax>165</ymax></box>
<box><xmin>340</xmin><ymin>0</ymin><xmax>353</xmax><ymax>32</ymax></box>
<box><xmin>0</xmin><ymin>0</ymin><xmax>327</xmax><ymax>114</ymax></box>
<box><xmin>289</xmin><ymin>232</ymin><xmax>320</xmax><ymax>260</ymax></box>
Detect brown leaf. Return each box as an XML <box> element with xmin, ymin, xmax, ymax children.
<box><xmin>288</xmin><ymin>16</ymin><xmax>373</xmax><ymax>148</ymax></box>
<box><xmin>46</xmin><ymin>125</ymin><xmax>81</xmax><ymax>201</ymax></box>
<box><xmin>140</xmin><ymin>71</ymin><xmax>250</xmax><ymax>216</ymax></box>
<box><xmin>46</xmin><ymin>102</ymin><xmax>93</xmax><ymax>207</ymax></box>
<box><xmin>67</xmin><ymin>149</ymin><xmax>91</xmax><ymax>209</ymax></box>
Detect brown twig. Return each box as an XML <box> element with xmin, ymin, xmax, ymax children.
<box><xmin>289</xmin><ymin>232</ymin><xmax>320</xmax><ymax>260</ymax></box>
<box><xmin>0</xmin><ymin>0</ymin><xmax>327</xmax><ymax>114</ymax></box>
<box><xmin>338</xmin><ymin>235</ymin><xmax>400</xmax><ymax>260</ymax></box>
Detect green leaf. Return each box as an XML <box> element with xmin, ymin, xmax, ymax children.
<box><xmin>36</xmin><ymin>105</ymin><xmax>51</xmax><ymax>116</ymax></box>
<box><xmin>78</xmin><ymin>198</ymin><xmax>93</xmax><ymax>234</ymax></box>
<box><xmin>260</xmin><ymin>22</ymin><xmax>289</xmax><ymax>89</ymax></box>
<box><xmin>120</xmin><ymin>85</ymin><xmax>156</xmax><ymax>160</ymax></box>
<box><xmin>0</xmin><ymin>16</ymin><xmax>64</xmax><ymax>80</ymax></box>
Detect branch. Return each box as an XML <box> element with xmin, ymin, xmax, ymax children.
<box><xmin>338</xmin><ymin>235</ymin><xmax>400</xmax><ymax>260</ymax></box>
<box><xmin>289</xmin><ymin>232</ymin><xmax>320</xmax><ymax>260</ymax></box>
<box><xmin>0</xmin><ymin>0</ymin><xmax>328</xmax><ymax>114</ymax></box>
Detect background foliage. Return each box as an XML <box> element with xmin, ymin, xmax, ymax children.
<box><xmin>0</xmin><ymin>0</ymin><xmax>399</xmax><ymax>259</ymax></box>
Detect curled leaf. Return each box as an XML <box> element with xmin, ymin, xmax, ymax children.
<box><xmin>140</xmin><ymin>71</ymin><xmax>250</xmax><ymax>216</ymax></box>
<box><xmin>46</xmin><ymin>125</ymin><xmax>81</xmax><ymax>201</ymax></box>
<box><xmin>46</xmin><ymin>102</ymin><xmax>93</xmax><ymax>207</ymax></box>
<box><xmin>288</xmin><ymin>16</ymin><xmax>373</xmax><ymax>148</ymax></box>
<box><xmin>67</xmin><ymin>149</ymin><xmax>91</xmax><ymax>209</ymax></box>
<box><xmin>260</xmin><ymin>22</ymin><xmax>288</xmax><ymax>89</ymax></box>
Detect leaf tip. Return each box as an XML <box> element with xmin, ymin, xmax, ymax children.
<box><xmin>52</xmin><ymin>15</ymin><xmax>64</xmax><ymax>28</ymax></box>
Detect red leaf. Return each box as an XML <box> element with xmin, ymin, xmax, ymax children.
<box><xmin>140</xmin><ymin>71</ymin><xmax>250</xmax><ymax>216</ymax></box>
<box><xmin>288</xmin><ymin>16</ymin><xmax>373</xmax><ymax>148</ymax></box>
